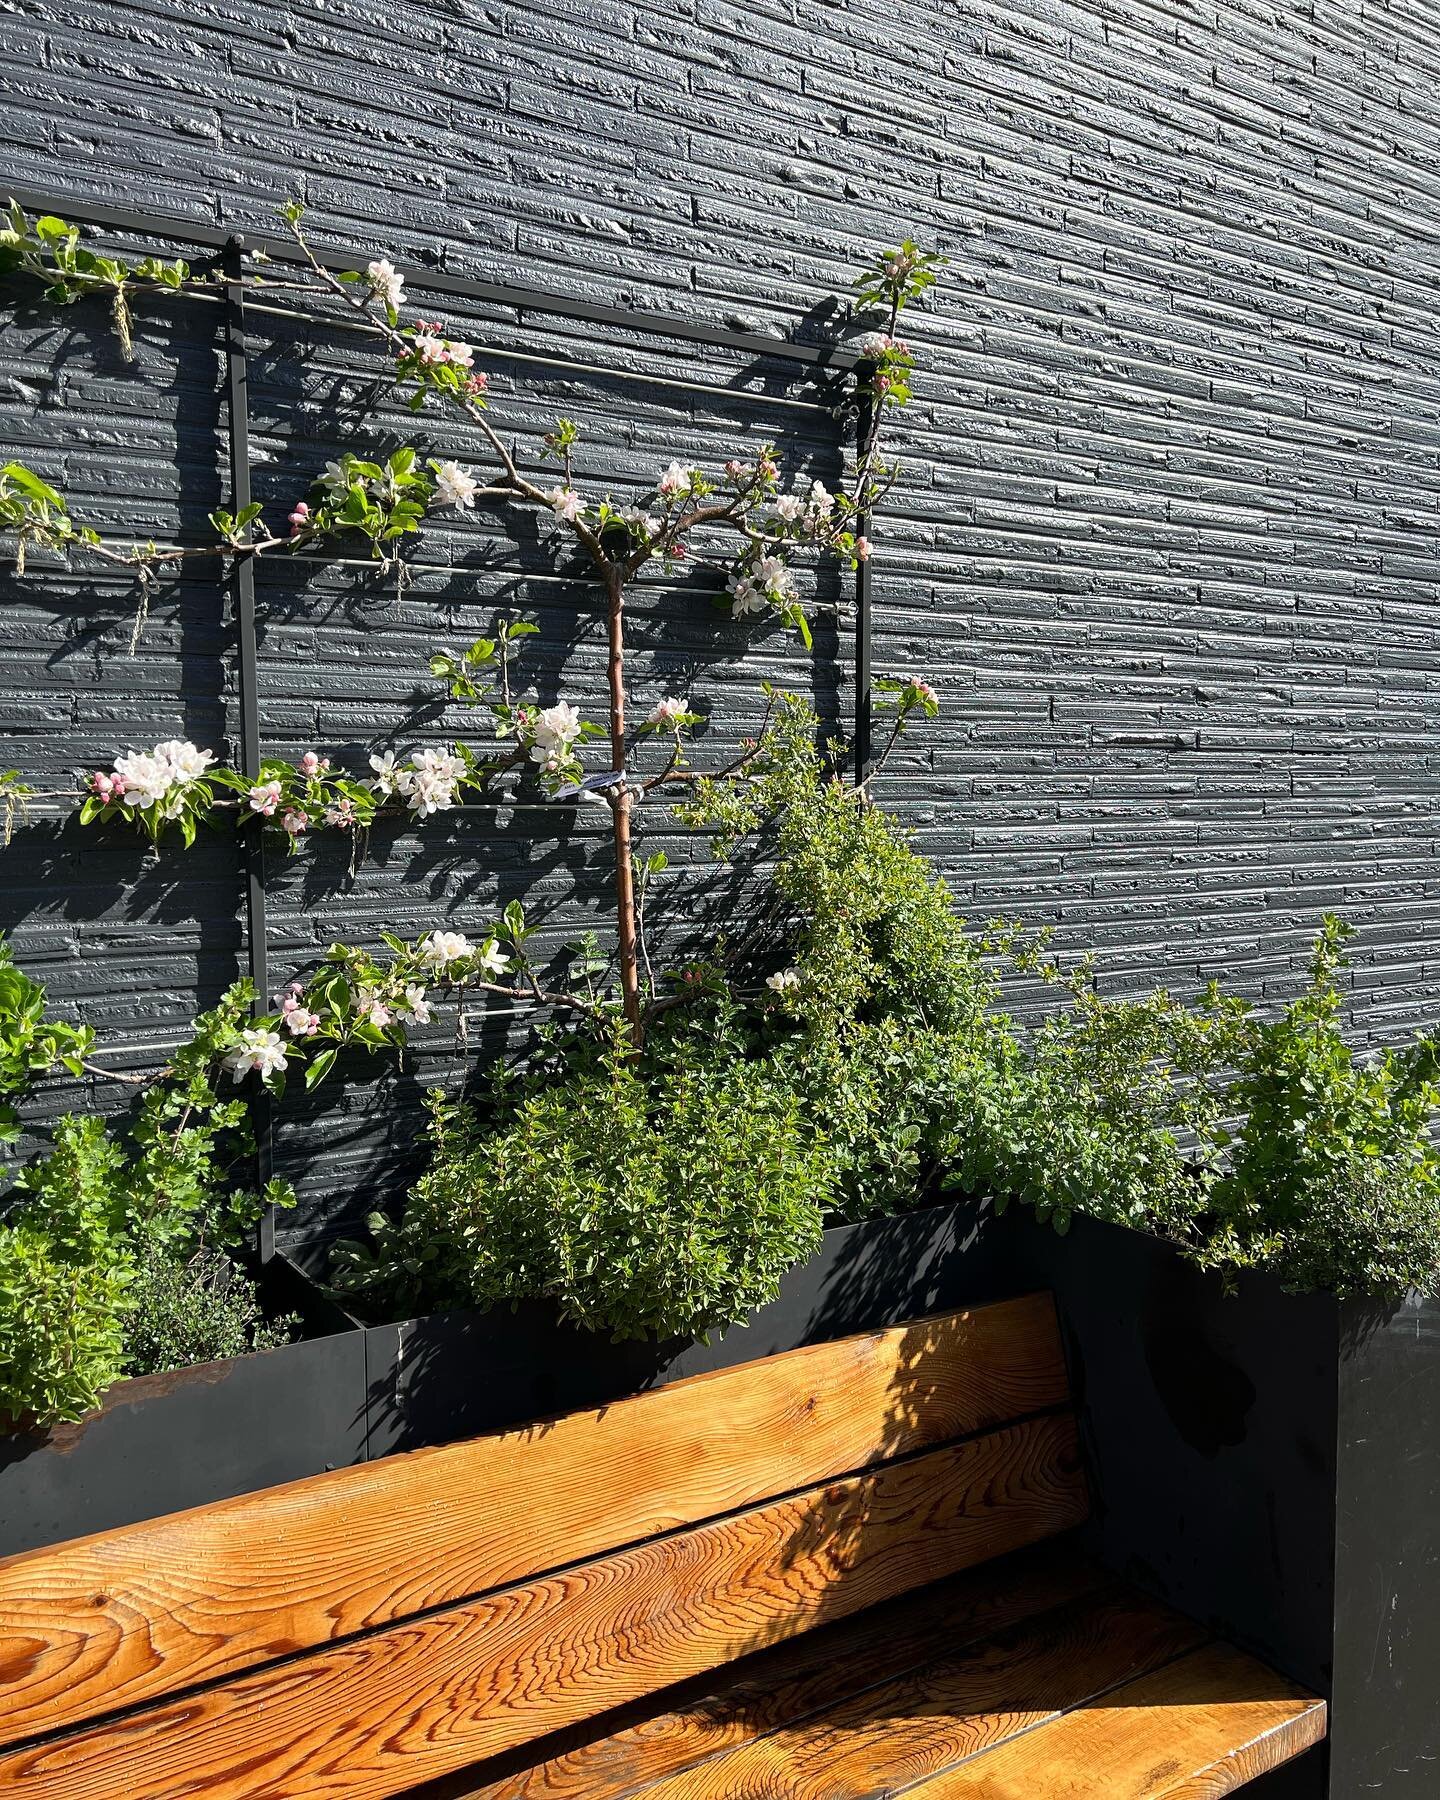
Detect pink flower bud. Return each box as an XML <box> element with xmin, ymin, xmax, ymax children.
<box><xmin>466</xmin><ymin>372</ymin><xmax>488</xmax><ymax>394</ymax></box>
<box><xmin>91</xmin><ymin>771</ymin><xmax>113</xmax><ymax>798</ymax></box>
<box><xmin>855</xmin><ymin>535</ymin><xmax>872</xmax><ymax>562</ymax></box>
<box><xmin>671</xmin><ymin>542</ymin><xmax>687</xmax><ymax>559</ymax></box>
<box><xmin>282</xmin><ymin>808</ymin><xmax>310</xmax><ymax>836</ymax></box>
<box><xmin>299</xmin><ymin>751</ymin><xmax>321</xmax><ymax>777</ymax></box>
<box><xmin>110</xmin><ymin>773</ymin><xmax>128</xmax><ymax>797</ymax></box>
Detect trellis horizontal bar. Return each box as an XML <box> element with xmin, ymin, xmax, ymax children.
<box><xmin>3</xmin><ymin>188</ymin><xmax>860</xmax><ymax>373</ymax></box>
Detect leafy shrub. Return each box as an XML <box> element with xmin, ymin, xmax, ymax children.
<box><xmin>0</xmin><ymin>1139</ymin><xmax>132</xmax><ymax>1429</ymax></box>
<box><xmin>1203</xmin><ymin>919</ymin><xmax>1440</xmax><ymax>1295</ymax></box>
<box><xmin>124</xmin><ymin>1245</ymin><xmax>296</xmax><ymax>1377</ymax></box>
<box><xmin>334</xmin><ymin>1026</ymin><xmax>829</xmax><ymax>1340</ymax></box>
<box><xmin>0</xmin><ymin>985</ymin><xmax>297</xmax><ymax>1427</ymax></box>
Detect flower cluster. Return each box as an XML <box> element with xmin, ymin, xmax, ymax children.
<box><xmin>728</xmin><ymin>553</ymin><xmax>801</xmax><ymax>623</ymax></box>
<box><xmin>237</xmin><ymin>753</ymin><xmax>379</xmax><ymax>849</ymax></box>
<box><xmin>82</xmin><ymin>738</ymin><xmax>219</xmax><ymax>845</ymax></box>
<box><xmin>212</xmin><ymin>915</ymin><xmax>530</xmax><ymax>1094</ymax></box>
<box><xmin>367</xmin><ymin>746</ymin><xmax>474</xmax><ymax>817</ymax></box>
<box><xmin>365</xmin><ymin>257</ymin><xmax>405</xmax><ymax>313</ymax></box>
<box><xmin>394</xmin><ymin>318</ymin><xmax>489</xmax><ymax>410</ymax></box>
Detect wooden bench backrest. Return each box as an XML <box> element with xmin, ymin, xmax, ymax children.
<box><xmin>0</xmin><ymin>1292</ymin><xmax>1085</xmax><ymax>1800</ymax></box>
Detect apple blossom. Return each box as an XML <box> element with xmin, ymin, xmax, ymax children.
<box><xmin>657</xmin><ymin>461</ymin><xmax>695</xmax><ymax>498</ymax></box>
<box><xmin>324</xmin><ymin>798</ymin><xmax>357</xmax><ymax>828</ymax></box>
<box><xmin>906</xmin><ymin>676</ymin><xmax>938</xmax><ymax>705</ymax></box>
<box><xmin>298</xmin><ymin>750</ymin><xmax>323</xmax><ymax>777</ymax></box>
<box><xmin>403</xmin><ymin>983</ymin><xmax>432</xmax><ymax>1024</ymax></box>
<box><xmin>529</xmin><ymin>702</ymin><xmax>582</xmax><ymax>762</ymax></box>
<box><xmin>433</xmin><ymin>459</ymin><xmax>480</xmax><ymax>509</ymax></box>
<box><xmin>477</xmin><ymin>939</ymin><xmax>511</xmax><ymax>977</ymax></box>
<box><xmin>223</xmin><ymin>1026</ymin><xmax>288</xmax><ymax>1083</ymax></box>
<box><xmin>154</xmin><ymin>740</ymin><xmax>215</xmax><ymax>783</ymax></box>
<box><xmin>856</xmin><ymin>330</ymin><xmax>891</xmax><ymax>357</ymax></box>
<box><xmin>766</xmin><ymin>968</ymin><xmax>802</xmax><ymax>992</ymax></box>
<box><xmin>248</xmin><ymin>779</ymin><xmax>282</xmax><ymax>817</ymax></box>
<box><xmin>854</xmin><ymin>535</ymin><xmax>872</xmax><ymax>561</ymax></box>
<box><xmin>113</xmin><ymin>751</ymin><xmax>173</xmax><ymax>811</ymax></box>
<box><xmin>544</xmin><ymin>484</ymin><xmax>584</xmax><ymax>522</ymax></box>
<box><xmin>288</xmin><ymin>501</ymin><xmax>311</xmax><ymax>532</ymax></box>
<box><xmin>619</xmin><ymin>504</ymin><xmax>661</xmax><ymax>538</ymax></box>
<box><xmin>774</xmin><ymin>493</ymin><xmax>805</xmax><ymax>523</ymax></box>
<box><xmin>278</xmin><ymin>986</ymin><xmax>320</xmax><ymax>1037</ymax></box>
<box><xmin>282</xmin><ymin>808</ymin><xmax>309</xmax><ymax>837</ymax></box>
<box><xmin>419</xmin><ymin>930</ymin><xmax>475</xmax><ymax>971</ymax></box>
<box><xmin>366</xmin><ymin>750</ymin><xmax>401</xmax><ymax>796</ymax></box>
<box><xmin>727</xmin><ymin>573</ymin><xmax>765</xmax><ymax>618</ymax></box>
<box><xmin>647</xmin><ymin>696</ymin><xmax>688</xmax><ymax>727</ymax></box>
<box><xmin>365</xmin><ymin>257</ymin><xmax>406</xmax><ymax>311</ymax></box>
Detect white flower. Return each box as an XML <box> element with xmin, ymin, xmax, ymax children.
<box><xmin>478</xmin><ymin>939</ymin><xmax>511</xmax><ymax>977</ymax></box>
<box><xmin>248</xmin><ymin>779</ymin><xmax>282</xmax><ymax>817</ymax></box>
<box><xmin>620</xmin><ymin>505</ymin><xmax>661</xmax><ymax>539</ymax></box>
<box><xmin>113</xmin><ymin>750</ymin><xmax>175</xmax><ymax>811</ymax></box>
<box><xmin>433</xmin><ymin>460</ymin><xmax>480</xmax><ymax>509</ymax></box>
<box><xmin>413</xmin><ymin>331</ymin><xmax>447</xmax><ymax>365</ymax></box>
<box><xmin>647</xmin><ymin>695</ymin><xmax>688</xmax><ymax>727</ymax></box>
<box><xmin>856</xmin><ymin>330</ymin><xmax>891</xmax><ymax>357</ymax></box>
<box><xmin>153</xmin><ymin>739</ymin><xmax>215</xmax><ymax>783</ymax></box>
<box><xmin>419</xmin><ymin>930</ymin><xmax>475</xmax><ymax>970</ymax></box>
<box><xmin>366</xmin><ymin>257</ymin><xmax>406</xmax><ymax>310</ymax></box>
<box><xmin>397</xmin><ymin>747</ymin><xmax>466</xmax><ymax>816</ymax></box>
<box><xmin>774</xmin><ymin>493</ymin><xmax>805</xmax><ymax>523</ymax></box>
<box><xmin>403</xmin><ymin>983</ymin><xmax>432</xmax><ymax>1024</ymax></box>
<box><xmin>806</xmin><ymin>480</ymin><xmax>835</xmax><ymax>520</ymax></box>
<box><xmin>529</xmin><ymin>702</ymin><xmax>582</xmax><ymax>761</ymax></box>
<box><xmin>756</xmin><ymin>554</ymin><xmax>798</xmax><ymax>603</ymax></box>
<box><xmin>317</xmin><ymin>459</ymin><xmax>352</xmax><ymax>494</ymax></box>
<box><xmin>224</xmin><ymin>1027</ymin><xmax>288</xmax><ymax>1083</ymax></box>
<box><xmin>657</xmin><ymin>461</ymin><xmax>694</xmax><ymax>497</ymax></box>
<box><xmin>366</xmin><ymin>750</ymin><xmax>401</xmax><ymax>796</ymax></box>
<box><xmin>444</xmin><ymin>339</ymin><xmax>476</xmax><ymax>370</ymax></box>
<box><xmin>544</xmin><ymin>484</ymin><xmax>584</xmax><ymax>522</ymax></box>
<box><xmin>728</xmin><ymin>574</ymin><xmax>765</xmax><ymax>619</ymax></box>
<box><xmin>766</xmin><ymin>967</ymin><xmax>802</xmax><ymax>993</ymax></box>
<box><xmin>280</xmin><ymin>1003</ymin><xmax>319</xmax><ymax>1038</ymax></box>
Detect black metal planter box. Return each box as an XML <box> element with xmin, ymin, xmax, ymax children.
<box><xmin>0</xmin><ymin>1252</ymin><xmax>368</xmax><ymax>1558</ymax></box>
<box><xmin>0</xmin><ymin>1204</ymin><xmax>991</xmax><ymax>1558</ymax></box>
<box><xmin>356</xmin><ymin>1200</ymin><xmax>992</xmax><ymax>1455</ymax></box>
<box><xmin>977</xmin><ymin>1202</ymin><xmax>1440</xmax><ymax>1800</ymax></box>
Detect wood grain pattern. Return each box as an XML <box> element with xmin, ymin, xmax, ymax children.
<box><xmin>904</xmin><ymin>1641</ymin><xmax>1327</xmax><ymax>1799</ymax></box>
<box><xmin>450</xmin><ymin>1546</ymin><xmax>1116</xmax><ymax>1800</ymax></box>
<box><xmin>625</xmin><ymin>1585</ymin><xmax>1211</xmax><ymax>1800</ymax></box>
<box><xmin>0</xmin><ymin>1296</ymin><xmax>1068</xmax><ymax>1747</ymax></box>
<box><xmin>0</xmin><ymin>1416</ymin><xmax>1087</xmax><ymax>1800</ymax></box>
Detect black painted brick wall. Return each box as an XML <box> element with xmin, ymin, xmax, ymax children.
<box><xmin>2</xmin><ymin>0</ymin><xmax>1438</xmax><ymax>1242</ymax></box>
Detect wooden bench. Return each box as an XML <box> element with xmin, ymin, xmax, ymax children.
<box><xmin>0</xmin><ymin>1293</ymin><xmax>1325</xmax><ymax>1798</ymax></box>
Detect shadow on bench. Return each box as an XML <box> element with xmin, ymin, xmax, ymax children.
<box><xmin>0</xmin><ymin>1293</ymin><xmax>1325</xmax><ymax>1798</ymax></box>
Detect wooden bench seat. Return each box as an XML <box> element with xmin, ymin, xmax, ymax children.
<box><xmin>0</xmin><ymin>1294</ymin><xmax>1324</xmax><ymax>1799</ymax></box>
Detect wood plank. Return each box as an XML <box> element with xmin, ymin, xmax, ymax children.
<box><xmin>0</xmin><ymin>1295</ymin><xmax>1068</xmax><ymax>1747</ymax></box>
<box><xmin>450</xmin><ymin>1546</ymin><xmax>1116</xmax><ymax>1800</ymax></box>
<box><xmin>904</xmin><ymin>1641</ymin><xmax>1327</xmax><ymax>1799</ymax></box>
<box><xmin>0</xmin><ymin>1415</ymin><xmax>1087</xmax><ymax>1800</ymax></box>
<box><xmin>621</xmin><ymin>1584</ymin><xmax>1211</xmax><ymax>1800</ymax></box>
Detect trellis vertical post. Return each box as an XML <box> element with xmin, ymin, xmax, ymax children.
<box><xmin>223</xmin><ymin>233</ymin><xmax>276</xmax><ymax>1259</ymax></box>
<box><xmin>854</xmin><ymin>392</ymin><xmax>876</xmax><ymax>781</ymax></box>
